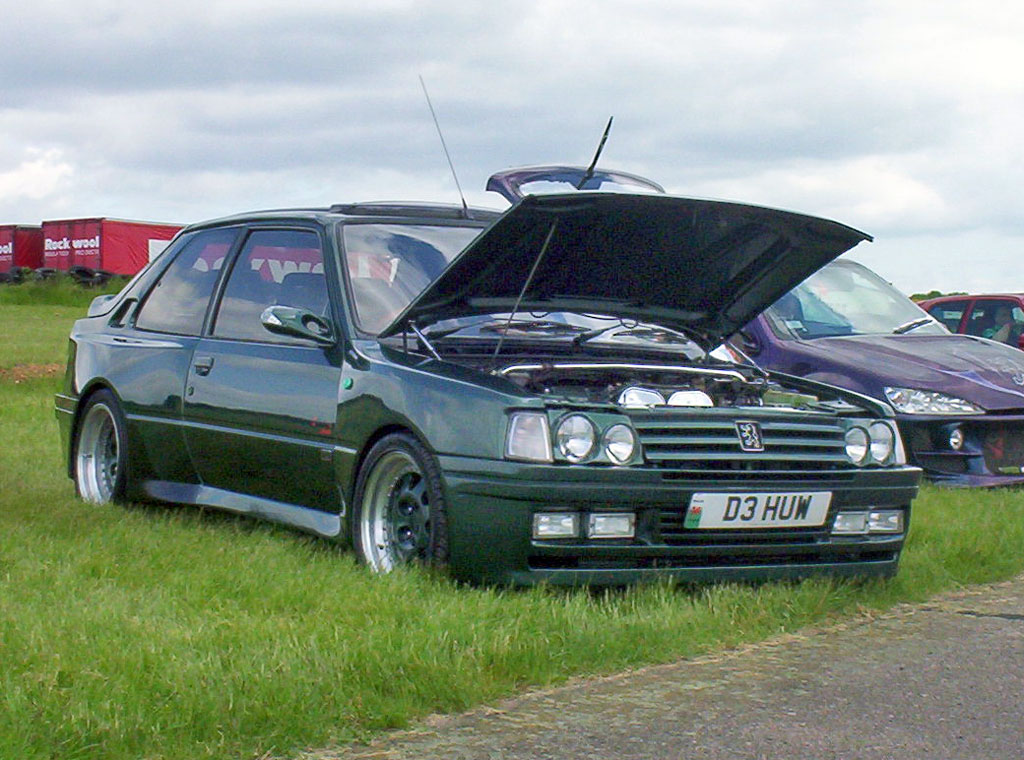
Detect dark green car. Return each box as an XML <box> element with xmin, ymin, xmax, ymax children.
<box><xmin>56</xmin><ymin>190</ymin><xmax>921</xmax><ymax>585</ymax></box>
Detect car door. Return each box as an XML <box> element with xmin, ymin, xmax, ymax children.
<box><xmin>182</xmin><ymin>226</ymin><xmax>343</xmax><ymax>512</ymax></box>
<box><xmin>125</xmin><ymin>227</ymin><xmax>240</xmax><ymax>485</ymax></box>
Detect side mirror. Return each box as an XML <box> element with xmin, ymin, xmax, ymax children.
<box><xmin>260</xmin><ymin>305</ymin><xmax>336</xmax><ymax>346</ymax></box>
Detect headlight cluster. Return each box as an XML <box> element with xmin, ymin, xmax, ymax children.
<box><xmin>844</xmin><ymin>420</ymin><xmax>903</xmax><ymax>465</ymax></box>
<box><xmin>506</xmin><ymin>411</ymin><xmax>640</xmax><ymax>464</ymax></box>
<box><xmin>884</xmin><ymin>387</ymin><xmax>983</xmax><ymax>415</ymax></box>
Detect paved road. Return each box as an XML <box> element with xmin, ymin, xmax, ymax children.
<box><xmin>326</xmin><ymin>577</ymin><xmax>1024</xmax><ymax>760</ymax></box>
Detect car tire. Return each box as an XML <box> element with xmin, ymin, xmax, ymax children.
<box><xmin>352</xmin><ymin>432</ymin><xmax>449</xmax><ymax>573</ymax></box>
<box><xmin>74</xmin><ymin>390</ymin><xmax>129</xmax><ymax>504</ymax></box>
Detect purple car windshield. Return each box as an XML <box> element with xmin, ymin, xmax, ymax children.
<box><xmin>765</xmin><ymin>259</ymin><xmax>948</xmax><ymax>339</ymax></box>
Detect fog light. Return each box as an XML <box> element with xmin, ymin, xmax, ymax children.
<box><xmin>868</xmin><ymin>510</ymin><xmax>904</xmax><ymax>533</ymax></box>
<box><xmin>532</xmin><ymin>512</ymin><xmax>580</xmax><ymax>539</ymax></box>
<box><xmin>832</xmin><ymin>511</ymin><xmax>869</xmax><ymax>535</ymax></box>
<box><xmin>949</xmin><ymin>427</ymin><xmax>965</xmax><ymax>451</ymax></box>
<box><xmin>587</xmin><ymin>513</ymin><xmax>636</xmax><ymax>539</ymax></box>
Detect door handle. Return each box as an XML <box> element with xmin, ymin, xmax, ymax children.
<box><xmin>193</xmin><ymin>356</ymin><xmax>215</xmax><ymax>376</ymax></box>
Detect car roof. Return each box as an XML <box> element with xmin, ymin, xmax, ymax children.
<box><xmin>922</xmin><ymin>293</ymin><xmax>1024</xmax><ymax>304</ymax></box>
<box><xmin>182</xmin><ymin>202</ymin><xmax>503</xmax><ymax>232</ymax></box>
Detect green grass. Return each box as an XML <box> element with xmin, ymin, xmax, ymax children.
<box><xmin>0</xmin><ymin>274</ymin><xmax>128</xmax><ymax>308</ymax></box>
<box><xmin>1</xmin><ymin>306</ymin><xmax>1023</xmax><ymax>760</ymax></box>
<box><xmin>0</xmin><ymin>304</ymin><xmax>85</xmax><ymax>368</ymax></box>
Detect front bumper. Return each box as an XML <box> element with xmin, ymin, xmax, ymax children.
<box><xmin>439</xmin><ymin>456</ymin><xmax>921</xmax><ymax>585</ymax></box>
<box><xmin>900</xmin><ymin>414</ymin><xmax>1024</xmax><ymax>487</ymax></box>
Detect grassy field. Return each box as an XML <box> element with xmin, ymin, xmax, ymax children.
<box><xmin>1</xmin><ymin>298</ymin><xmax>1023</xmax><ymax>760</ymax></box>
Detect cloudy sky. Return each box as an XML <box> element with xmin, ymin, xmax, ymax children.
<box><xmin>2</xmin><ymin>0</ymin><xmax>1021</xmax><ymax>294</ymax></box>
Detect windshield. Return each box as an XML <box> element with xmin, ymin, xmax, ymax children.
<box><xmin>764</xmin><ymin>259</ymin><xmax>949</xmax><ymax>339</ymax></box>
<box><xmin>341</xmin><ymin>223</ymin><xmax>484</xmax><ymax>334</ymax></box>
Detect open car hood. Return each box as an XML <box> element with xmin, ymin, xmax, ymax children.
<box><xmin>380</xmin><ymin>193</ymin><xmax>871</xmax><ymax>349</ymax></box>
<box><xmin>486</xmin><ymin>165</ymin><xmax>665</xmax><ymax>204</ymax></box>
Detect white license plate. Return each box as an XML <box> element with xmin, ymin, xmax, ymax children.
<box><xmin>685</xmin><ymin>492</ymin><xmax>832</xmax><ymax>529</ymax></box>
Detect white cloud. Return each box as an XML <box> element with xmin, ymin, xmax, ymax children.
<box><xmin>684</xmin><ymin>155</ymin><xmax>951</xmax><ymax>232</ymax></box>
<box><xmin>0</xmin><ymin>0</ymin><xmax>1022</xmax><ymax>292</ymax></box>
<box><xmin>0</xmin><ymin>149</ymin><xmax>74</xmax><ymax>206</ymax></box>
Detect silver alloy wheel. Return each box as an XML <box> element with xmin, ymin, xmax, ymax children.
<box><xmin>75</xmin><ymin>402</ymin><xmax>121</xmax><ymax>503</ymax></box>
<box><xmin>358</xmin><ymin>449</ymin><xmax>432</xmax><ymax>572</ymax></box>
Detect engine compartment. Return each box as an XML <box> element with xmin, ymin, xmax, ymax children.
<box><xmin>497</xmin><ymin>361</ymin><xmax>774</xmax><ymax>408</ymax></box>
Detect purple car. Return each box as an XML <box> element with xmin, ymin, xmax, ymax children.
<box><xmin>737</xmin><ymin>259</ymin><xmax>1024</xmax><ymax>486</ymax></box>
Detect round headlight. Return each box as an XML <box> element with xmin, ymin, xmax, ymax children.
<box><xmin>868</xmin><ymin>421</ymin><xmax>895</xmax><ymax>463</ymax></box>
<box><xmin>556</xmin><ymin>415</ymin><xmax>597</xmax><ymax>462</ymax></box>
<box><xmin>845</xmin><ymin>426</ymin><xmax>870</xmax><ymax>464</ymax></box>
<box><xmin>603</xmin><ymin>424</ymin><xmax>637</xmax><ymax>464</ymax></box>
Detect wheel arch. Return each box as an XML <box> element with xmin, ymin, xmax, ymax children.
<box><xmin>348</xmin><ymin>424</ymin><xmax>450</xmax><ymax>572</ymax></box>
<box><xmin>66</xmin><ymin>379</ymin><xmax>120</xmax><ymax>478</ymax></box>
<box><xmin>345</xmin><ymin>423</ymin><xmax>432</xmax><ymax>504</ymax></box>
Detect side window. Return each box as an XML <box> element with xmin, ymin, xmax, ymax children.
<box><xmin>965</xmin><ymin>299</ymin><xmax>1009</xmax><ymax>338</ymax></box>
<box><xmin>135</xmin><ymin>228</ymin><xmax>239</xmax><ymax>335</ymax></box>
<box><xmin>212</xmin><ymin>229</ymin><xmax>328</xmax><ymax>343</ymax></box>
<box><xmin>927</xmin><ymin>300</ymin><xmax>968</xmax><ymax>333</ymax></box>
<box><xmin>967</xmin><ymin>299</ymin><xmax>1023</xmax><ymax>344</ymax></box>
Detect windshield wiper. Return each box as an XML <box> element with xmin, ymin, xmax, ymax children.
<box><xmin>481</xmin><ymin>319</ymin><xmax>586</xmax><ymax>336</ymax></box>
<box><xmin>425</xmin><ymin>318</ymin><xmax>585</xmax><ymax>341</ymax></box>
<box><xmin>572</xmin><ymin>322</ymin><xmax>624</xmax><ymax>346</ymax></box>
<box><xmin>893</xmin><ymin>317</ymin><xmax>934</xmax><ymax>335</ymax></box>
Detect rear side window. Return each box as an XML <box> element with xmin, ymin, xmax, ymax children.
<box><xmin>135</xmin><ymin>228</ymin><xmax>239</xmax><ymax>335</ymax></box>
<box><xmin>211</xmin><ymin>229</ymin><xmax>328</xmax><ymax>343</ymax></box>
<box><xmin>926</xmin><ymin>300</ymin><xmax>968</xmax><ymax>332</ymax></box>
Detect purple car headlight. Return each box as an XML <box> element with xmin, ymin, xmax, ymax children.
<box><xmin>884</xmin><ymin>387</ymin><xmax>983</xmax><ymax>415</ymax></box>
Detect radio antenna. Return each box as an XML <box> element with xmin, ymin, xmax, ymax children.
<box><xmin>576</xmin><ymin>116</ymin><xmax>614</xmax><ymax>190</ymax></box>
<box><xmin>419</xmin><ymin>75</ymin><xmax>471</xmax><ymax>219</ymax></box>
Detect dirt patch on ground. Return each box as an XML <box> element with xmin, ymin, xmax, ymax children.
<box><xmin>0</xmin><ymin>363</ymin><xmax>64</xmax><ymax>382</ymax></box>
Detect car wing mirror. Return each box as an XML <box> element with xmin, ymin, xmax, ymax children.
<box><xmin>260</xmin><ymin>305</ymin><xmax>336</xmax><ymax>346</ymax></box>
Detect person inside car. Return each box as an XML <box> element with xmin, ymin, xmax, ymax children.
<box><xmin>989</xmin><ymin>305</ymin><xmax>1023</xmax><ymax>346</ymax></box>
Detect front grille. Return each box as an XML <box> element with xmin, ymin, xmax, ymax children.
<box><xmin>630</xmin><ymin>408</ymin><xmax>852</xmax><ymax>479</ymax></box>
<box><xmin>980</xmin><ymin>422</ymin><xmax>1024</xmax><ymax>474</ymax></box>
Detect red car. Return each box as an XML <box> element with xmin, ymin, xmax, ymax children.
<box><xmin>918</xmin><ymin>294</ymin><xmax>1024</xmax><ymax>350</ymax></box>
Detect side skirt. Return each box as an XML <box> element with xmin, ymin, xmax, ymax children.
<box><xmin>143</xmin><ymin>480</ymin><xmax>344</xmax><ymax>538</ymax></box>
